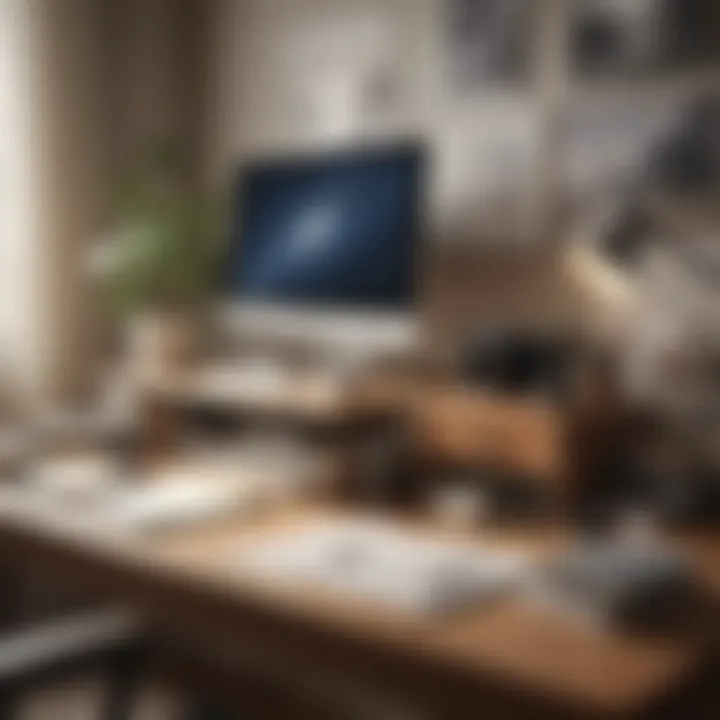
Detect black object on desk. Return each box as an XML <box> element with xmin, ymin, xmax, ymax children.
<box><xmin>536</xmin><ymin>539</ymin><xmax>695</xmax><ymax>633</ymax></box>
<box><xmin>458</xmin><ymin>328</ymin><xmax>574</xmax><ymax>397</ymax></box>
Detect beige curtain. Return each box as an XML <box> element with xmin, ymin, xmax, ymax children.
<box><xmin>0</xmin><ymin>0</ymin><xmax>50</xmax><ymax>409</ymax></box>
<box><xmin>0</xmin><ymin>0</ymin><xmax>200</xmax><ymax>409</ymax></box>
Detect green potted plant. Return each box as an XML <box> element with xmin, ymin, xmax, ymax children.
<box><xmin>91</xmin><ymin>139</ymin><xmax>219</xmax><ymax>379</ymax></box>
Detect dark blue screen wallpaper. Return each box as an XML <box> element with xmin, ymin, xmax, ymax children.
<box><xmin>227</xmin><ymin>146</ymin><xmax>422</xmax><ymax>310</ymax></box>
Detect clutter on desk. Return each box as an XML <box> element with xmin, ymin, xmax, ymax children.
<box><xmin>424</xmin><ymin>466</ymin><xmax>553</xmax><ymax>527</ymax></box>
<box><xmin>531</xmin><ymin>533</ymin><xmax>695</xmax><ymax>633</ymax></box>
<box><xmin>233</xmin><ymin>518</ymin><xmax>531</xmax><ymax>616</ymax></box>
<box><xmin>28</xmin><ymin>453</ymin><xmax>122</xmax><ymax>508</ymax></box>
<box><xmin>428</xmin><ymin>481</ymin><xmax>492</xmax><ymax>530</ymax></box>
<box><xmin>11</xmin><ymin>432</ymin><xmax>334</xmax><ymax>534</ymax></box>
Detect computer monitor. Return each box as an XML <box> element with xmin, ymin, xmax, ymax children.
<box><xmin>220</xmin><ymin>143</ymin><xmax>424</xmax><ymax>356</ymax></box>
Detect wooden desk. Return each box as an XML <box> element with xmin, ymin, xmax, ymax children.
<box><xmin>407</xmin><ymin>387</ymin><xmax>568</xmax><ymax>490</ymax></box>
<box><xmin>142</xmin><ymin>366</ymin><xmax>407</xmax><ymax>426</ymax></box>
<box><xmin>0</xmin><ymin>495</ymin><xmax>716</xmax><ymax>719</ymax></box>
<box><xmin>142</xmin><ymin>368</ymin><xmax>579</xmax><ymax>502</ymax></box>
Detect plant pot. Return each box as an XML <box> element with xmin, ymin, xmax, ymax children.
<box><xmin>126</xmin><ymin>312</ymin><xmax>197</xmax><ymax>382</ymax></box>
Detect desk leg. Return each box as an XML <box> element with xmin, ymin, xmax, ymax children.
<box><xmin>0</xmin><ymin>687</ymin><xmax>21</xmax><ymax>719</ymax></box>
<box><xmin>0</xmin><ymin>570</ymin><xmax>23</xmax><ymax>629</ymax></box>
<box><xmin>181</xmin><ymin>697</ymin><xmax>229</xmax><ymax>720</ymax></box>
<box><xmin>102</xmin><ymin>644</ymin><xmax>150</xmax><ymax>720</ymax></box>
<box><xmin>0</xmin><ymin>571</ymin><xmax>24</xmax><ymax>718</ymax></box>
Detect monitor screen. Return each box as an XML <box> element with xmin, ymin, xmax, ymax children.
<box><xmin>226</xmin><ymin>144</ymin><xmax>423</xmax><ymax>312</ymax></box>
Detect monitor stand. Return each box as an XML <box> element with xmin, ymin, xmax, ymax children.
<box><xmin>212</xmin><ymin>322</ymin><xmax>398</xmax><ymax>393</ymax></box>
<box><xmin>195</xmin><ymin>348</ymin><xmax>360</xmax><ymax>411</ymax></box>
<box><xmin>200</xmin><ymin>306</ymin><xmax>418</xmax><ymax>415</ymax></box>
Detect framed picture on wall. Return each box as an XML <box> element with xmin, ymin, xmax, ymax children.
<box><xmin>561</xmin><ymin>95</ymin><xmax>685</xmax><ymax>215</ymax></box>
<box><xmin>570</xmin><ymin>0</ymin><xmax>720</xmax><ymax>79</ymax></box>
<box><xmin>445</xmin><ymin>0</ymin><xmax>534</xmax><ymax>93</ymax></box>
<box><xmin>435</xmin><ymin>100</ymin><xmax>542</xmax><ymax>245</ymax></box>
